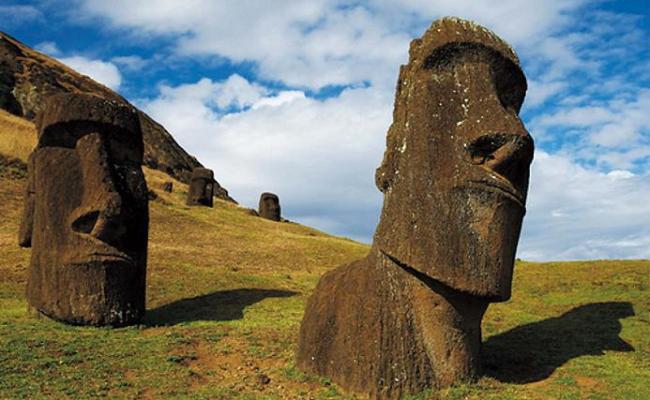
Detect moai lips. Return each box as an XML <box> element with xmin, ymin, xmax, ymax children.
<box><xmin>19</xmin><ymin>93</ymin><xmax>149</xmax><ymax>327</ymax></box>
<box><xmin>297</xmin><ymin>17</ymin><xmax>534</xmax><ymax>399</ymax></box>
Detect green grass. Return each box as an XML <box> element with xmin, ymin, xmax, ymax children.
<box><xmin>0</xmin><ymin>163</ymin><xmax>648</xmax><ymax>399</ymax></box>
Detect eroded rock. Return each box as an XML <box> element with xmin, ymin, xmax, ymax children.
<box><xmin>258</xmin><ymin>192</ymin><xmax>281</xmax><ymax>221</ymax></box>
<box><xmin>19</xmin><ymin>93</ymin><xmax>149</xmax><ymax>327</ymax></box>
<box><xmin>187</xmin><ymin>168</ymin><xmax>214</xmax><ymax>207</ymax></box>
<box><xmin>297</xmin><ymin>17</ymin><xmax>534</xmax><ymax>399</ymax></box>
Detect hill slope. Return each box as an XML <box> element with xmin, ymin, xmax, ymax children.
<box><xmin>0</xmin><ymin>118</ymin><xmax>649</xmax><ymax>398</ymax></box>
<box><xmin>0</xmin><ymin>31</ymin><xmax>231</xmax><ymax>201</ymax></box>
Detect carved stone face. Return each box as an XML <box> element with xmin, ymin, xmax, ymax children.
<box><xmin>20</xmin><ymin>93</ymin><xmax>148</xmax><ymax>326</ymax></box>
<box><xmin>187</xmin><ymin>168</ymin><xmax>214</xmax><ymax>207</ymax></box>
<box><xmin>374</xmin><ymin>22</ymin><xmax>534</xmax><ymax>301</ymax></box>
<box><xmin>259</xmin><ymin>192</ymin><xmax>281</xmax><ymax>221</ymax></box>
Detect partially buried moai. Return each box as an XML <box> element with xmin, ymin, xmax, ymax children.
<box><xmin>297</xmin><ymin>17</ymin><xmax>534</xmax><ymax>399</ymax></box>
<box><xmin>258</xmin><ymin>192</ymin><xmax>281</xmax><ymax>221</ymax></box>
<box><xmin>186</xmin><ymin>168</ymin><xmax>214</xmax><ymax>207</ymax></box>
<box><xmin>18</xmin><ymin>93</ymin><xmax>149</xmax><ymax>327</ymax></box>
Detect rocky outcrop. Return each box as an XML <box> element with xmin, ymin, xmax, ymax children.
<box><xmin>0</xmin><ymin>31</ymin><xmax>234</xmax><ymax>202</ymax></box>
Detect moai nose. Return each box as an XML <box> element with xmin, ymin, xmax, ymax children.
<box><xmin>466</xmin><ymin>132</ymin><xmax>534</xmax><ymax>193</ymax></box>
<box><xmin>70</xmin><ymin>132</ymin><xmax>127</xmax><ymax>245</ymax></box>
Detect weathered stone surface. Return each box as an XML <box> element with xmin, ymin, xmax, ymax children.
<box><xmin>258</xmin><ymin>192</ymin><xmax>281</xmax><ymax>221</ymax></box>
<box><xmin>297</xmin><ymin>17</ymin><xmax>534</xmax><ymax>399</ymax></box>
<box><xmin>0</xmin><ymin>31</ymin><xmax>234</xmax><ymax>202</ymax></box>
<box><xmin>187</xmin><ymin>168</ymin><xmax>214</xmax><ymax>207</ymax></box>
<box><xmin>19</xmin><ymin>93</ymin><xmax>149</xmax><ymax>327</ymax></box>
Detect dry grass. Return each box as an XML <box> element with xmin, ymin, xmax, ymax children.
<box><xmin>0</xmin><ymin>109</ymin><xmax>37</xmax><ymax>162</ymax></box>
<box><xmin>0</xmin><ymin>118</ymin><xmax>648</xmax><ymax>399</ymax></box>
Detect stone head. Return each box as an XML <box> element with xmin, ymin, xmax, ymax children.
<box><xmin>374</xmin><ymin>18</ymin><xmax>534</xmax><ymax>301</ymax></box>
<box><xmin>19</xmin><ymin>93</ymin><xmax>149</xmax><ymax>325</ymax></box>
<box><xmin>187</xmin><ymin>168</ymin><xmax>214</xmax><ymax>207</ymax></box>
<box><xmin>259</xmin><ymin>192</ymin><xmax>281</xmax><ymax>221</ymax></box>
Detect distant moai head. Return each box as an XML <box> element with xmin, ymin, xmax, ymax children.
<box><xmin>258</xmin><ymin>192</ymin><xmax>281</xmax><ymax>221</ymax></box>
<box><xmin>373</xmin><ymin>17</ymin><xmax>534</xmax><ymax>301</ymax></box>
<box><xmin>186</xmin><ymin>168</ymin><xmax>214</xmax><ymax>207</ymax></box>
<box><xmin>19</xmin><ymin>93</ymin><xmax>149</xmax><ymax>326</ymax></box>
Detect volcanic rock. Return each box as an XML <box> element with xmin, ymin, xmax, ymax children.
<box><xmin>258</xmin><ymin>192</ymin><xmax>281</xmax><ymax>221</ymax></box>
<box><xmin>187</xmin><ymin>168</ymin><xmax>214</xmax><ymax>207</ymax></box>
<box><xmin>297</xmin><ymin>17</ymin><xmax>534</xmax><ymax>399</ymax></box>
<box><xmin>19</xmin><ymin>93</ymin><xmax>149</xmax><ymax>327</ymax></box>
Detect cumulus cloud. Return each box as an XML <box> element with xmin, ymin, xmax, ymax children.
<box><xmin>57</xmin><ymin>0</ymin><xmax>650</xmax><ymax>260</ymax></box>
<box><xmin>0</xmin><ymin>5</ymin><xmax>43</xmax><ymax>27</ymax></box>
<box><xmin>31</xmin><ymin>39</ymin><xmax>124</xmax><ymax>90</ymax></box>
<box><xmin>58</xmin><ymin>55</ymin><xmax>122</xmax><ymax>90</ymax></box>
<box><xmin>530</xmin><ymin>89</ymin><xmax>650</xmax><ymax>169</ymax></box>
<box><xmin>72</xmin><ymin>0</ymin><xmax>590</xmax><ymax>90</ymax></box>
<box><xmin>111</xmin><ymin>55</ymin><xmax>148</xmax><ymax>71</ymax></box>
<box><xmin>143</xmin><ymin>74</ymin><xmax>650</xmax><ymax>259</ymax></box>
<box><xmin>520</xmin><ymin>151</ymin><xmax>650</xmax><ymax>260</ymax></box>
<box><xmin>143</xmin><ymin>75</ymin><xmax>390</xmax><ymax>241</ymax></box>
<box><xmin>35</xmin><ymin>41</ymin><xmax>61</xmax><ymax>56</ymax></box>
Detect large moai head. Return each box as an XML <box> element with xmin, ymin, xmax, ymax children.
<box><xmin>374</xmin><ymin>17</ymin><xmax>534</xmax><ymax>301</ymax></box>
<box><xmin>258</xmin><ymin>192</ymin><xmax>281</xmax><ymax>221</ymax></box>
<box><xmin>186</xmin><ymin>168</ymin><xmax>214</xmax><ymax>207</ymax></box>
<box><xmin>19</xmin><ymin>93</ymin><xmax>149</xmax><ymax>326</ymax></box>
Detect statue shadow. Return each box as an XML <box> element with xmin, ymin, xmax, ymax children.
<box><xmin>145</xmin><ymin>288</ymin><xmax>298</xmax><ymax>326</ymax></box>
<box><xmin>482</xmin><ymin>302</ymin><xmax>635</xmax><ymax>384</ymax></box>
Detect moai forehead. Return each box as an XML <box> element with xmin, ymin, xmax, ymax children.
<box><xmin>373</xmin><ymin>17</ymin><xmax>533</xmax><ymax>301</ymax></box>
<box><xmin>261</xmin><ymin>192</ymin><xmax>279</xmax><ymax>202</ymax></box>
<box><xmin>36</xmin><ymin>93</ymin><xmax>141</xmax><ymax>143</ymax></box>
<box><xmin>191</xmin><ymin>168</ymin><xmax>214</xmax><ymax>181</ymax></box>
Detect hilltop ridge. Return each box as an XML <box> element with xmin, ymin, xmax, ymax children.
<box><xmin>0</xmin><ymin>31</ymin><xmax>233</xmax><ymax>201</ymax></box>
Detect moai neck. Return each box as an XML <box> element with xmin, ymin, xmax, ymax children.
<box><xmin>374</xmin><ymin>247</ymin><xmax>489</xmax><ymax>386</ymax></box>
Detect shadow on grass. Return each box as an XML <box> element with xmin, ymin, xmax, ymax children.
<box><xmin>483</xmin><ymin>301</ymin><xmax>634</xmax><ymax>383</ymax></box>
<box><xmin>145</xmin><ymin>288</ymin><xmax>298</xmax><ymax>326</ymax></box>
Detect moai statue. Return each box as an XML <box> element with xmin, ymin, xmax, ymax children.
<box><xmin>162</xmin><ymin>181</ymin><xmax>173</xmax><ymax>193</ymax></box>
<box><xmin>297</xmin><ymin>17</ymin><xmax>534</xmax><ymax>399</ymax></box>
<box><xmin>186</xmin><ymin>168</ymin><xmax>214</xmax><ymax>207</ymax></box>
<box><xmin>18</xmin><ymin>93</ymin><xmax>149</xmax><ymax>327</ymax></box>
<box><xmin>258</xmin><ymin>192</ymin><xmax>281</xmax><ymax>221</ymax></box>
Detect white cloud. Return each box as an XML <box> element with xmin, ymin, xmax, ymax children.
<box><xmin>35</xmin><ymin>41</ymin><xmax>61</xmax><ymax>56</ymax></box>
<box><xmin>0</xmin><ymin>5</ymin><xmax>42</xmax><ymax>26</ymax></box>
<box><xmin>525</xmin><ymin>79</ymin><xmax>566</xmax><ymax>108</ymax></box>
<box><xmin>58</xmin><ymin>55</ymin><xmax>122</xmax><ymax>90</ymax></box>
<box><xmin>60</xmin><ymin>0</ymin><xmax>650</xmax><ymax>260</ymax></box>
<box><xmin>530</xmin><ymin>89</ymin><xmax>650</xmax><ymax>169</ymax></box>
<box><xmin>520</xmin><ymin>151</ymin><xmax>650</xmax><ymax>260</ymax></box>
<box><xmin>143</xmin><ymin>75</ymin><xmax>390</xmax><ymax>241</ymax></box>
<box><xmin>111</xmin><ymin>55</ymin><xmax>148</xmax><ymax>71</ymax></box>
<box><xmin>74</xmin><ymin>0</ymin><xmax>589</xmax><ymax>90</ymax></box>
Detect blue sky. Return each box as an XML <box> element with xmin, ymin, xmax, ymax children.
<box><xmin>1</xmin><ymin>0</ymin><xmax>649</xmax><ymax>260</ymax></box>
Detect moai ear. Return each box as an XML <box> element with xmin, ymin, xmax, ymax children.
<box><xmin>375</xmin><ymin>126</ymin><xmax>402</xmax><ymax>193</ymax></box>
<box><xmin>18</xmin><ymin>153</ymin><xmax>35</xmax><ymax>248</ymax></box>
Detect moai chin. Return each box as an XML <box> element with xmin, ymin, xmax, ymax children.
<box><xmin>297</xmin><ymin>17</ymin><xmax>534</xmax><ymax>399</ymax></box>
<box><xmin>258</xmin><ymin>192</ymin><xmax>281</xmax><ymax>221</ymax></box>
<box><xmin>19</xmin><ymin>93</ymin><xmax>149</xmax><ymax>327</ymax></box>
<box><xmin>186</xmin><ymin>168</ymin><xmax>214</xmax><ymax>207</ymax></box>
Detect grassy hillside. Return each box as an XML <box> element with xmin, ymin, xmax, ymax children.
<box><xmin>1</xmin><ymin>117</ymin><xmax>649</xmax><ymax>399</ymax></box>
